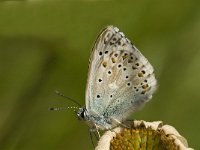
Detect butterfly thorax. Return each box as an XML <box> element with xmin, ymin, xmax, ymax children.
<box><xmin>77</xmin><ymin>107</ymin><xmax>115</xmax><ymax>131</ymax></box>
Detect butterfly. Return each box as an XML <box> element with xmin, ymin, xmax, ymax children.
<box><xmin>76</xmin><ymin>26</ymin><xmax>157</xmax><ymax>134</ymax></box>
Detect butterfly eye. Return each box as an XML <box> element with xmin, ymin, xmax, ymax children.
<box><xmin>105</xmin><ymin>51</ymin><xmax>108</xmax><ymax>54</ymax></box>
<box><xmin>97</xmin><ymin>95</ymin><xmax>101</xmax><ymax>98</ymax></box>
<box><xmin>77</xmin><ymin>108</ymin><xmax>86</xmax><ymax>121</ymax></box>
<box><xmin>80</xmin><ymin>111</ymin><xmax>85</xmax><ymax>119</ymax></box>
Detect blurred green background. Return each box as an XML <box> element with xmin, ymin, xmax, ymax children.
<box><xmin>0</xmin><ymin>0</ymin><xmax>199</xmax><ymax>149</ymax></box>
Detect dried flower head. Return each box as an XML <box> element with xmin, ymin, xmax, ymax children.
<box><xmin>95</xmin><ymin>120</ymin><xmax>193</xmax><ymax>150</ymax></box>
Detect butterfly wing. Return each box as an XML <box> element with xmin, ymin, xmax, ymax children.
<box><xmin>85</xmin><ymin>26</ymin><xmax>157</xmax><ymax>122</ymax></box>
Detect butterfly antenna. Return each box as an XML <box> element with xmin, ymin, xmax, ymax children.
<box><xmin>48</xmin><ymin>106</ymin><xmax>79</xmax><ymax>112</ymax></box>
<box><xmin>55</xmin><ymin>90</ymin><xmax>82</xmax><ymax>107</ymax></box>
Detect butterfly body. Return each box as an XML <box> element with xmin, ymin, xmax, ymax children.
<box><xmin>77</xmin><ymin>107</ymin><xmax>114</xmax><ymax>131</ymax></box>
<box><xmin>77</xmin><ymin>26</ymin><xmax>157</xmax><ymax>131</ymax></box>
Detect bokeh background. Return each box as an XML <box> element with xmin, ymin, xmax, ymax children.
<box><xmin>0</xmin><ymin>0</ymin><xmax>199</xmax><ymax>149</ymax></box>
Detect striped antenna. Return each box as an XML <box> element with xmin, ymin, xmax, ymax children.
<box><xmin>55</xmin><ymin>90</ymin><xmax>81</xmax><ymax>107</ymax></box>
<box><xmin>48</xmin><ymin>106</ymin><xmax>79</xmax><ymax>112</ymax></box>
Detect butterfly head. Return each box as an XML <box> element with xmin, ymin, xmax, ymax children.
<box><xmin>76</xmin><ymin>107</ymin><xmax>88</xmax><ymax>121</ymax></box>
<box><xmin>76</xmin><ymin>107</ymin><xmax>99</xmax><ymax>131</ymax></box>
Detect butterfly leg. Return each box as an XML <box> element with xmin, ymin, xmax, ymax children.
<box><xmin>89</xmin><ymin>131</ymin><xmax>95</xmax><ymax>148</ymax></box>
<box><xmin>89</xmin><ymin>130</ymin><xmax>100</xmax><ymax>147</ymax></box>
<box><xmin>94</xmin><ymin>132</ymin><xmax>100</xmax><ymax>141</ymax></box>
<box><xmin>94</xmin><ymin>124</ymin><xmax>101</xmax><ymax>138</ymax></box>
